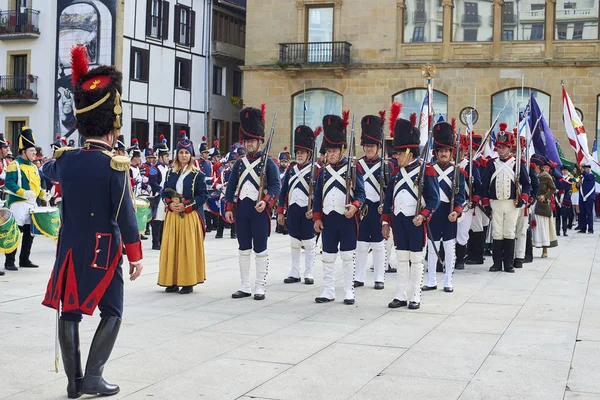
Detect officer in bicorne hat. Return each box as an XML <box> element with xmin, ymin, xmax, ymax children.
<box><xmin>354</xmin><ymin>112</ymin><xmax>388</xmax><ymax>290</ymax></box>
<box><xmin>277</xmin><ymin>125</ymin><xmax>322</xmax><ymax>285</ymax></box>
<box><xmin>422</xmin><ymin>120</ymin><xmax>466</xmax><ymax>293</ymax></box>
<box><xmin>382</xmin><ymin>103</ymin><xmax>440</xmax><ymax>310</ymax></box>
<box><xmin>313</xmin><ymin>111</ymin><xmax>366</xmax><ymax>305</ymax></box>
<box><xmin>224</xmin><ymin>104</ymin><xmax>281</xmax><ymax>301</ymax></box>
<box><xmin>481</xmin><ymin>122</ymin><xmax>531</xmax><ymax>273</ymax></box>
<box><xmin>41</xmin><ymin>45</ymin><xmax>143</xmax><ymax>398</ymax></box>
<box><xmin>113</xmin><ymin>134</ymin><xmax>126</xmax><ymax>156</ymax></box>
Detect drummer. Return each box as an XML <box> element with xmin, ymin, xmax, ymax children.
<box><xmin>4</xmin><ymin>126</ymin><xmax>49</xmax><ymax>271</ymax></box>
<box><xmin>148</xmin><ymin>137</ymin><xmax>170</xmax><ymax>250</ymax></box>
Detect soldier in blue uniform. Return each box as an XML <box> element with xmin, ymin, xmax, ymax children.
<box><xmin>556</xmin><ymin>165</ymin><xmax>574</xmax><ymax>236</ymax></box>
<box><xmin>275</xmin><ymin>147</ymin><xmax>291</xmax><ymax>234</ymax></box>
<box><xmin>113</xmin><ymin>134</ymin><xmax>126</xmax><ymax>156</ymax></box>
<box><xmin>225</xmin><ymin>105</ymin><xmax>281</xmax><ymax>301</ymax></box>
<box><xmin>422</xmin><ymin>120</ymin><xmax>466</xmax><ymax>293</ymax></box>
<box><xmin>278</xmin><ymin>125</ymin><xmax>321</xmax><ymax>285</ymax></box>
<box><xmin>147</xmin><ymin>137</ymin><xmax>170</xmax><ymax>250</ymax></box>
<box><xmin>481</xmin><ymin>123</ymin><xmax>531</xmax><ymax>272</ymax></box>
<box><xmin>354</xmin><ymin>112</ymin><xmax>387</xmax><ymax>290</ymax></box>
<box><xmin>382</xmin><ymin>104</ymin><xmax>439</xmax><ymax>310</ymax></box>
<box><xmin>216</xmin><ymin>152</ymin><xmax>237</xmax><ymax>239</ymax></box>
<box><xmin>578</xmin><ymin>163</ymin><xmax>596</xmax><ymax>234</ymax></box>
<box><xmin>313</xmin><ymin>112</ymin><xmax>365</xmax><ymax>305</ymax></box>
<box><xmin>41</xmin><ymin>45</ymin><xmax>143</xmax><ymax>398</ymax></box>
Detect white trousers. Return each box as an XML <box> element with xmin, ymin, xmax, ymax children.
<box><xmin>355</xmin><ymin>240</ymin><xmax>386</xmax><ymax>283</ymax></box>
<box><xmin>426</xmin><ymin>239</ymin><xmax>456</xmax><ymax>288</ymax></box>
<box><xmin>456</xmin><ymin>207</ymin><xmax>473</xmax><ymax>246</ymax></box>
<box><xmin>288</xmin><ymin>237</ymin><xmax>316</xmax><ymax>280</ymax></box>
<box><xmin>515</xmin><ymin>212</ymin><xmax>529</xmax><ymax>259</ymax></box>
<box><xmin>320</xmin><ymin>251</ymin><xmax>355</xmax><ymax>300</ymax></box>
<box><xmin>395</xmin><ymin>250</ymin><xmax>425</xmax><ymax>303</ymax></box>
<box><xmin>490</xmin><ymin>200</ymin><xmax>520</xmax><ymax>240</ymax></box>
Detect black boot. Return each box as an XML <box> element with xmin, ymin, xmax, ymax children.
<box><xmin>489</xmin><ymin>240</ymin><xmax>503</xmax><ymax>272</ymax></box>
<box><xmin>215</xmin><ymin>217</ymin><xmax>224</xmax><ymax>239</ymax></box>
<box><xmin>205</xmin><ymin>211</ymin><xmax>212</xmax><ymax>232</ymax></box>
<box><xmin>59</xmin><ymin>319</ymin><xmax>83</xmax><ymax>399</ymax></box>
<box><xmin>503</xmin><ymin>239</ymin><xmax>516</xmax><ymax>273</ymax></box>
<box><xmin>5</xmin><ymin>249</ymin><xmax>17</xmax><ymax>271</ymax></box>
<box><xmin>455</xmin><ymin>244</ymin><xmax>466</xmax><ymax>270</ymax></box>
<box><xmin>514</xmin><ymin>258</ymin><xmax>524</xmax><ymax>268</ymax></box>
<box><xmin>524</xmin><ymin>228</ymin><xmax>533</xmax><ymax>263</ymax></box>
<box><xmin>19</xmin><ymin>225</ymin><xmax>38</xmax><ymax>268</ymax></box>
<box><xmin>144</xmin><ymin>222</ymin><xmax>151</xmax><ymax>236</ymax></box>
<box><xmin>82</xmin><ymin>316</ymin><xmax>121</xmax><ymax>396</ymax></box>
<box><xmin>230</xmin><ymin>223</ymin><xmax>237</xmax><ymax>239</ymax></box>
<box><xmin>465</xmin><ymin>231</ymin><xmax>485</xmax><ymax>264</ymax></box>
<box><xmin>151</xmin><ymin>220</ymin><xmax>162</xmax><ymax>250</ymax></box>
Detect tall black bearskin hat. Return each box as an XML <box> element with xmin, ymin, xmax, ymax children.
<box><xmin>19</xmin><ymin>126</ymin><xmax>36</xmax><ymax>151</ymax></box>
<box><xmin>472</xmin><ymin>132</ymin><xmax>483</xmax><ymax>148</ymax></box>
<box><xmin>240</xmin><ymin>104</ymin><xmax>266</xmax><ymax>141</ymax></box>
<box><xmin>0</xmin><ymin>133</ymin><xmax>9</xmax><ymax>148</ymax></box>
<box><xmin>114</xmin><ymin>134</ymin><xmax>126</xmax><ymax>151</ymax></box>
<box><xmin>70</xmin><ymin>45</ymin><xmax>122</xmax><ymax>138</ymax></box>
<box><xmin>294</xmin><ymin>125</ymin><xmax>322</xmax><ymax>153</ymax></box>
<box><xmin>433</xmin><ymin>119</ymin><xmax>456</xmax><ymax>152</ymax></box>
<box><xmin>361</xmin><ymin>111</ymin><xmax>385</xmax><ymax>146</ymax></box>
<box><xmin>495</xmin><ymin>122</ymin><xmax>513</xmax><ymax>147</ymax></box>
<box><xmin>323</xmin><ymin>111</ymin><xmax>350</xmax><ymax>150</ymax></box>
<box><xmin>389</xmin><ymin>102</ymin><xmax>420</xmax><ymax>150</ymax></box>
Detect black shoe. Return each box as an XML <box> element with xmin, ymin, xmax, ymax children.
<box><xmin>164</xmin><ymin>286</ymin><xmax>179</xmax><ymax>293</ymax></box>
<box><xmin>589</xmin><ymin>231</ymin><xmax>594</xmax><ymax>234</ymax></box>
<box><xmin>254</xmin><ymin>294</ymin><xmax>265</xmax><ymax>301</ymax></box>
<box><xmin>353</xmin><ymin>281</ymin><xmax>364</xmax><ymax>288</ymax></box>
<box><xmin>455</xmin><ymin>244</ymin><xmax>466</xmax><ymax>270</ymax></box>
<box><xmin>140</xmin><ymin>235</ymin><xmax>148</xmax><ymax>240</ymax></box>
<box><xmin>563</xmin><ymin>232</ymin><xmax>568</xmax><ymax>237</ymax></box>
<box><xmin>152</xmin><ymin>245</ymin><xmax>161</xmax><ymax>251</ymax></box>
<box><xmin>514</xmin><ymin>259</ymin><xmax>523</xmax><ymax>269</ymax></box>
<box><xmin>5</xmin><ymin>264</ymin><xmax>17</xmax><ymax>271</ymax></box>
<box><xmin>408</xmin><ymin>301</ymin><xmax>420</xmax><ymax>310</ymax></box>
<box><xmin>19</xmin><ymin>260</ymin><xmax>39</xmax><ymax>268</ymax></box>
<box><xmin>284</xmin><ymin>277</ymin><xmax>301</xmax><ymax>283</ymax></box>
<box><xmin>81</xmin><ymin>317</ymin><xmax>121</xmax><ymax>396</ymax></box>
<box><xmin>206</xmin><ymin>227</ymin><xmax>213</xmax><ymax>233</ymax></box>
<box><xmin>489</xmin><ymin>266</ymin><xmax>502</xmax><ymax>272</ymax></box>
<box><xmin>421</xmin><ymin>285</ymin><xmax>437</xmax><ymax>291</ymax></box>
<box><xmin>315</xmin><ymin>297</ymin><xmax>334</xmax><ymax>303</ymax></box>
<box><xmin>304</xmin><ymin>278</ymin><xmax>314</xmax><ymax>285</ymax></box>
<box><xmin>523</xmin><ymin>256</ymin><xmax>533</xmax><ymax>263</ymax></box>
<box><xmin>58</xmin><ymin>320</ymin><xmax>83</xmax><ymax>399</ymax></box>
<box><xmin>144</xmin><ymin>229</ymin><xmax>150</xmax><ymax>236</ymax></box>
<box><xmin>230</xmin><ymin>233</ymin><xmax>237</xmax><ymax>239</ymax></box>
<box><xmin>579</xmin><ymin>230</ymin><xmax>587</xmax><ymax>234</ymax></box>
<box><xmin>455</xmin><ymin>263</ymin><xmax>465</xmax><ymax>270</ymax></box>
<box><xmin>465</xmin><ymin>258</ymin><xmax>484</xmax><ymax>265</ymax></box>
<box><xmin>343</xmin><ymin>299</ymin><xmax>355</xmax><ymax>305</ymax></box>
<box><xmin>215</xmin><ymin>232</ymin><xmax>223</xmax><ymax>239</ymax></box>
<box><xmin>275</xmin><ymin>225</ymin><xmax>283</xmax><ymax>233</ymax></box>
<box><xmin>388</xmin><ymin>299</ymin><xmax>407</xmax><ymax>308</ymax></box>
<box><xmin>484</xmin><ymin>249</ymin><xmax>493</xmax><ymax>256</ymax></box>
<box><xmin>386</xmin><ymin>265</ymin><xmax>397</xmax><ymax>273</ymax></box>
<box><xmin>0</xmin><ymin>270</ymin><xmax>4</xmax><ymax>276</ymax></box>
<box><xmin>444</xmin><ymin>287</ymin><xmax>454</xmax><ymax>293</ymax></box>
<box><xmin>504</xmin><ymin>268</ymin><xmax>515</xmax><ymax>273</ymax></box>
<box><xmin>179</xmin><ymin>286</ymin><xmax>193</xmax><ymax>294</ymax></box>
<box><xmin>231</xmin><ymin>290</ymin><xmax>252</xmax><ymax>299</ymax></box>
<box><xmin>374</xmin><ymin>281</ymin><xmax>384</xmax><ymax>290</ymax></box>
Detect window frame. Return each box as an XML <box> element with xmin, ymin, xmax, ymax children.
<box><xmin>174</xmin><ymin>57</ymin><xmax>191</xmax><ymax>90</ymax></box>
<box><xmin>174</xmin><ymin>4</ymin><xmax>196</xmax><ymax>47</ymax></box>
<box><xmin>491</xmin><ymin>87</ymin><xmax>551</xmax><ymax>130</ymax></box>
<box><xmin>131</xmin><ymin>119</ymin><xmax>150</xmax><ymax>149</ymax></box>
<box><xmin>146</xmin><ymin>0</ymin><xmax>169</xmax><ymax>40</ymax></box>
<box><xmin>213</xmin><ymin>65</ymin><xmax>223</xmax><ymax>96</ymax></box>
<box><xmin>232</xmin><ymin>70</ymin><xmax>242</xmax><ymax>98</ymax></box>
<box><xmin>130</xmin><ymin>47</ymin><xmax>149</xmax><ymax>82</ymax></box>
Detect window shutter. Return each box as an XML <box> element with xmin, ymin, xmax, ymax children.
<box><xmin>143</xmin><ymin>50</ymin><xmax>149</xmax><ymax>81</ymax></box>
<box><xmin>146</xmin><ymin>0</ymin><xmax>152</xmax><ymax>36</ymax></box>
<box><xmin>162</xmin><ymin>1</ymin><xmax>170</xmax><ymax>40</ymax></box>
<box><xmin>189</xmin><ymin>10</ymin><xmax>196</xmax><ymax>47</ymax></box>
<box><xmin>130</xmin><ymin>49</ymin><xmax>136</xmax><ymax>79</ymax></box>
<box><xmin>174</xmin><ymin>5</ymin><xmax>180</xmax><ymax>44</ymax></box>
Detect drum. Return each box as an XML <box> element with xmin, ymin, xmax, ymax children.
<box><xmin>0</xmin><ymin>208</ymin><xmax>20</xmax><ymax>253</ymax></box>
<box><xmin>30</xmin><ymin>206</ymin><xmax>60</xmax><ymax>239</ymax></box>
<box><xmin>135</xmin><ymin>197</ymin><xmax>151</xmax><ymax>232</ymax></box>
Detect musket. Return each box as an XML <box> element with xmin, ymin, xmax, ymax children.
<box><xmin>474</xmin><ymin>90</ymin><xmax>516</xmax><ymax>159</ymax></box>
<box><xmin>378</xmin><ymin>114</ymin><xmax>388</xmax><ymax>208</ymax></box>
<box><xmin>345</xmin><ymin>115</ymin><xmax>356</xmax><ymax>206</ymax></box>
<box><xmin>256</xmin><ymin>112</ymin><xmax>277</xmax><ymax>206</ymax></box>
<box><xmin>450</xmin><ymin>127</ymin><xmax>462</xmax><ymax>216</ymax></box>
<box><xmin>306</xmin><ymin>126</ymin><xmax>322</xmax><ymax>214</ymax></box>
<box><xmin>468</xmin><ymin>112</ymin><xmax>474</xmax><ymax>204</ymax></box>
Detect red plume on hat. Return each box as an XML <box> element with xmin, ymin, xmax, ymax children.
<box><xmin>283</xmin><ymin>146</ymin><xmax>288</xmax><ymax>151</ymax></box>
<box><xmin>260</xmin><ymin>103</ymin><xmax>266</xmax><ymax>123</ymax></box>
<box><xmin>132</xmin><ymin>138</ymin><xmax>139</xmax><ymax>145</ymax></box>
<box><xmin>213</xmin><ymin>140</ymin><xmax>219</xmax><ymax>147</ymax></box>
<box><xmin>499</xmin><ymin>122</ymin><xmax>508</xmax><ymax>132</ymax></box>
<box><xmin>342</xmin><ymin>110</ymin><xmax>350</xmax><ymax>131</ymax></box>
<box><xmin>159</xmin><ymin>134</ymin><xmax>165</xmax><ymax>141</ymax></box>
<box><xmin>314</xmin><ymin>126</ymin><xmax>323</xmax><ymax>139</ymax></box>
<box><xmin>70</xmin><ymin>45</ymin><xmax>89</xmax><ymax>87</ymax></box>
<box><xmin>378</xmin><ymin>110</ymin><xmax>386</xmax><ymax>126</ymax></box>
<box><xmin>451</xmin><ymin>117</ymin><xmax>456</xmax><ymax>133</ymax></box>
<box><xmin>409</xmin><ymin>113</ymin><xmax>417</xmax><ymax>129</ymax></box>
<box><xmin>389</xmin><ymin>102</ymin><xmax>402</xmax><ymax>137</ymax></box>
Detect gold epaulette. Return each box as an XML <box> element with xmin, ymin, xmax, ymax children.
<box><xmin>53</xmin><ymin>146</ymin><xmax>76</xmax><ymax>159</ymax></box>
<box><xmin>110</xmin><ymin>155</ymin><xmax>130</xmax><ymax>172</ymax></box>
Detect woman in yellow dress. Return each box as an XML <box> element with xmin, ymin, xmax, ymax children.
<box><xmin>158</xmin><ymin>132</ymin><xmax>209</xmax><ymax>294</ymax></box>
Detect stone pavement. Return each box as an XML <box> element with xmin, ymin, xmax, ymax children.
<box><xmin>2</xmin><ymin>223</ymin><xmax>600</xmax><ymax>400</ymax></box>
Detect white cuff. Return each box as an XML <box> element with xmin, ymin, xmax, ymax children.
<box><xmin>382</xmin><ymin>221</ymin><xmax>389</xmax><ymax>226</ymax></box>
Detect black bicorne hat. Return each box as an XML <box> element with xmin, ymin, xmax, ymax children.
<box><xmin>433</xmin><ymin>121</ymin><xmax>455</xmax><ymax>151</ymax></box>
<box><xmin>360</xmin><ymin>112</ymin><xmax>384</xmax><ymax>146</ymax></box>
<box><xmin>114</xmin><ymin>134</ymin><xmax>126</xmax><ymax>151</ymax></box>
<box><xmin>240</xmin><ymin>104</ymin><xmax>266</xmax><ymax>141</ymax></box>
<box><xmin>322</xmin><ymin>111</ymin><xmax>349</xmax><ymax>150</ymax></box>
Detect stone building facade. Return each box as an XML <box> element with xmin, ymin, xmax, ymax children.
<box><xmin>243</xmin><ymin>0</ymin><xmax>600</xmax><ymax>159</ymax></box>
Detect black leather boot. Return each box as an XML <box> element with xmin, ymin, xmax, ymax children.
<box><xmin>82</xmin><ymin>316</ymin><xmax>121</xmax><ymax>396</ymax></box>
<box><xmin>489</xmin><ymin>240</ymin><xmax>503</xmax><ymax>272</ymax></box>
<box><xmin>455</xmin><ymin>244</ymin><xmax>466</xmax><ymax>270</ymax></box>
<box><xmin>230</xmin><ymin>223</ymin><xmax>237</xmax><ymax>239</ymax></box>
<box><xmin>19</xmin><ymin>225</ymin><xmax>38</xmax><ymax>268</ymax></box>
<box><xmin>5</xmin><ymin>249</ymin><xmax>17</xmax><ymax>270</ymax></box>
<box><xmin>59</xmin><ymin>319</ymin><xmax>83</xmax><ymax>399</ymax></box>
<box><xmin>205</xmin><ymin>211</ymin><xmax>212</xmax><ymax>232</ymax></box>
<box><xmin>503</xmin><ymin>239</ymin><xmax>516</xmax><ymax>273</ymax></box>
<box><xmin>465</xmin><ymin>231</ymin><xmax>485</xmax><ymax>264</ymax></box>
<box><xmin>524</xmin><ymin>228</ymin><xmax>533</xmax><ymax>263</ymax></box>
<box><xmin>151</xmin><ymin>220</ymin><xmax>161</xmax><ymax>250</ymax></box>
<box><xmin>215</xmin><ymin>217</ymin><xmax>224</xmax><ymax>239</ymax></box>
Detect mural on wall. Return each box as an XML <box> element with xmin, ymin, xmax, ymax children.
<box><xmin>54</xmin><ymin>0</ymin><xmax>116</xmax><ymax>143</ymax></box>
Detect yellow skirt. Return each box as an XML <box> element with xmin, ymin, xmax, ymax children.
<box><xmin>158</xmin><ymin>210</ymin><xmax>206</xmax><ymax>287</ymax></box>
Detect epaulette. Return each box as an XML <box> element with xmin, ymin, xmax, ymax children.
<box><xmin>425</xmin><ymin>163</ymin><xmax>437</xmax><ymax>177</ymax></box>
<box><xmin>53</xmin><ymin>146</ymin><xmax>76</xmax><ymax>159</ymax></box>
<box><xmin>356</xmin><ymin>162</ymin><xmax>364</xmax><ymax>174</ymax></box>
<box><xmin>110</xmin><ymin>155</ymin><xmax>131</xmax><ymax>172</ymax></box>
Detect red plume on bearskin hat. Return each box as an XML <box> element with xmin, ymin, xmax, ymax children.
<box><xmin>389</xmin><ymin>102</ymin><xmax>402</xmax><ymax>138</ymax></box>
<box><xmin>70</xmin><ymin>45</ymin><xmax>88</xmax><ymax>87</ymax></box>
<box><xmin>409</xmin><ymin>113</ymin><xmax>417</xmax><ymax>129</ymax></box>
<box><xmin>392</xmin><ymin>105</ymin><xmax>420</xmax><ymax>150</ymax></box>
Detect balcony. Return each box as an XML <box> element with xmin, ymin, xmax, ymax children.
<box><xmin>462</xmin><ymin>14</ymin><xmax>482</xmax><ymax>26</ymax></box>
<box><xmin>279</xmin><ymin>42</ymin><xmax>351</xmax><ymax>66</ymax></box>
<box><xmin>0</xmin><ymin>9</ymin><xmax>40</xmax><ymax>39</ymax></box>
<box><xmin>556</xmin><ymin>8</ymin><xmax>598</xmax><ymax>21</ymax></box>
<box><xmin>212</xmin><ymin>40</ymin><xmax>245</xmax><ymax>64</ymax></box>
<box><xmin>0</xmin><ymin>75</ymin><xmax>38</xmax><ymax>104</ymax></box>
<box><xmin>414</xmin><ymin>10</ymin><xmax>427</xmax><ymax>23</ymax></box>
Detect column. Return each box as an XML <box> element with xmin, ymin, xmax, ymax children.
<box><xmin>545</xmin><ymin>0</ymin><xmax>556</xmax><ymax>58</ymax></box>
<box><xmin>442</xmin><ymin>0</ymin><xmax>453</xmax><ymax>60</ymax></box>
<box><xmin>296</xmin><ymin>1</ymin><xmax>305</xmax><ymax>42</ymax></box>
<box><xmin>397</xmin><ymin>0</ymin><xmax>406</xmax><ymax>59</ymax></box>
<box><xmin>492</xmin><ymin>0</ymin><xmax>504</xmax><ymax>60</ymax></box>
<box><xmin>334</xmin><ymin>0</ymin><xmax>343</xmax><ymax>41</ymax></box>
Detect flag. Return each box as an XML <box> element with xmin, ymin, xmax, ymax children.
<box><xmin>483</xmin><ymin>131</ymin><xmax>497</xmax><ymax>159</ymax></box>
<box><xmin>518</xmin><ymin>116</ymin><xmax>535</xmax><ymax>158</ymax></box>
<box><xmin>556</xmin><ymin>141</ymin><xmax>600</xmax><ymax>184</ymax></box>
<box><xmin>418</xmin><ymin>93</ymin><xmax>429</xmax><ymax>148</ymax></box>
<box><xmin>529</xmin><ymin>92</ymin><xmax>560</xmax><ymax>166</ymax></box>
<box><xmin>563</xmin><ymin>86</ymin><xmax>597</xmax><ymax>166</ymax></box>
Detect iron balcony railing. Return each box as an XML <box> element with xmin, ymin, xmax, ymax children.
<box><xmin>279</xmin><ymin>41</ymin><xmax>351</xmax><ymax>65</ymax></box>
<box><xmin>0</xmin><ymin>9</ymin><xmax>40</xmax><ymax>35</ymax></box>
<box><xmin>462</xmin><ymin>14</ymin><xmax>481</xmax><ymax>25</ymax></box>
<box><xmin>0</xmin><ymin>75</ymin><xmax>38</xmax><ymax>100</ymax></box>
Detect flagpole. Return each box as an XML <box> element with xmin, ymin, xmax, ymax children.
<box><xmin>303</xmin><ymin>82</ymin><xmax>306</xmax><ymax>125</ymax></box>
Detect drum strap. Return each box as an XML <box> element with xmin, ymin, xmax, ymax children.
<box><xmin>115</xmin><ymin>170</ymin><xmax>130</xmax><ymax>221</ymax></box>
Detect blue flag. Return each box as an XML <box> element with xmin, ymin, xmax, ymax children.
<box><xmin>529</xmin><ymin>92</ymin><xmax>560</xmax><ymax>165</ymax></box>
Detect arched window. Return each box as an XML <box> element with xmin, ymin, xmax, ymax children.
<box><xmin>392</xmin><ymin>89</ymin><xmax>448</xmax><ymax>122</ymax></box>
<box><xmin>491</xmin><ymin>88</ymin><xmax>550</xmax><ymax>130</ymax></box>
<box><xmin>292</xmin><ymin>89</ymin><xmax>343</xmax><ymax>152</ymax></box>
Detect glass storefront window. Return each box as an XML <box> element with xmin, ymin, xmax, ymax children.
<box><xmin>491</xmin><ymin>88</ymin><xmax>550</xmax><ymax>129</ymax></box>
<box><xmin>452</xmin><ymin>0</ymin><xmax>493</xmax><ymax>42</ymax></box>
<box><xmin>555</xmin><ymin>0</ymin><xmax>599</xmax><ymax>40</ymax></box>
<box><xmin>392</xmin><ymin>89</ymin><xmax>448</xmax><ymax>122</ymax></box>
<box><xmin>292</xmin><ymin>89</ymin><xmax>343</xmax><ymax>153</ymax></box>
<box><xmin>404</xmin><ymin>0</ymin><xmax>444</xmax><ymax>43</ymax></box>
<box><xmin>502</xmin><ymin>0</ymin><xmax>545</xmax><ymax>40</ymax></box>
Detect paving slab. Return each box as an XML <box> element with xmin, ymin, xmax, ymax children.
<box><xmin>568</xmin><ymin>341</ymin><xmax>600</xmax><ymax>394</ymax></box>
